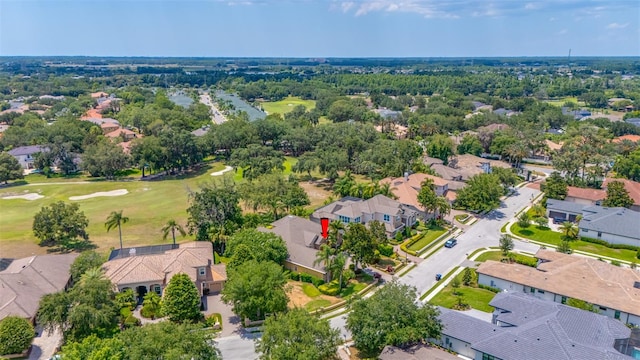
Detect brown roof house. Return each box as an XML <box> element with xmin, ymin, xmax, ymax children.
<box><xmin>0</xmin><ymin>253</ymin><xmax>78</xmax><ymax>321</ymax></box>
<box><xmin>310</xmin><ymin>195</ymin><xmax>420</xmax><ymax>238</ymax></box>
<box><xmin>258</xmin><ymin>215</ymin><xmax>329</xmax><ymax>282</ymax></box>
<box><xmin>565</xmin><ymin>186</ymin><xmax>606</xmax><ymax>206</ymax></box>
<box><xmin>428</xmin><ymin>154</ymin><xmax>510</xmax><ymax>182</ymax></box>
<box><xmin>380</xmin><ymin>173</ymin><xmax>457</xmax><ymax>216</ymax></box>
<box><xmin>477</xmin><ymin>249</ymin><xmax>640</xmax><ymax>327</ymax></box>
<box><xmin>103</xmin><ymin>242</ymin><xmax>226</xmax><ymax>301</ymax></box>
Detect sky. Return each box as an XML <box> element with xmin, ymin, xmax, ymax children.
<box><xmin>0</xmin><ymin>0</ymin><xmax>639</xmax><ymax>57</ymax></box>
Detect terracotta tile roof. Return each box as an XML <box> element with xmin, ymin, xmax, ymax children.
<box><xmin>103</xmin><ymin>241</ymin><xmax>224</xmax><ymax>288</ymax></box>
<box><xmin>91</xmin><ymin>91</ymin><xmax>109</xmax><ymax>98</ymax></box>
<box><xmin>105</xmin><ymin>128</ymin><xmax>136</xmax><ymax>138</ymax></box>
<box><xmin>566</xmin><ymin>186</ymin><xmax>606</xmax><ymax>202</ymax></box>
<box><xmin>477</xmin><ymin>250</ymin><xmax>640</xmax><ymax>317</ymax></box>
<box><xmin>603</xmin><ymin>178</ymin><xmax>640</xmax><ymax>205</ymax></box>
<box><xmin>613</xmin><ymin>134</ymin><xmax>640</xmax><ymax>143</ymax></box>
<box><xmin>380</xmin><ymin>173</ymin><xmax>451</xmax><ymax>209</ymax></box>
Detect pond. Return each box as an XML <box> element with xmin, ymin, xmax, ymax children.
<box><xmin>168</xmin><ymin>90</ymin><xmax>193</xmax><ymax>107</ymax></box>
<box><xmin>214</xmin><ymin>90</ymin><xmax>265</xmax><ymax>121</ymax></box>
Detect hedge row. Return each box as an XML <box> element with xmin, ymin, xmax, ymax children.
<box><xmin>580</xmin><ymin>236</ymin><xmax>640</xmax><ymax>252</ymax></box>
<box><xmin>288</xmin><ymin>271</ymin><xmax>325</xmax><ymax>287</ymax></box>
<box><xmin>318</xmin><ymin>281</ymin><xmax>340</xmax><ymax>296</ymax></box>
<box><xmin>378</xmin><ymin>243</ymin><xmax>394</xmax><ymax>257</ymax></box>
<box><xmin>399</xmin><ymin>233</ymin><xmax>424</xmax><ymax>256</ymax></box>
<box><xmin>514</xmin><ymin>257</ymin><xmax>537</xmax><ymax>268</ymax></box>
<box><xmin>478</xmin><ymin>284</ymin><xmax>501</xmax><ymax>293</ymax></box>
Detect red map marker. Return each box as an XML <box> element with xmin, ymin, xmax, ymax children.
<box><xmin>321</xmin><ymin>218</ymin><xmax>329</xmax><ymax>239</ymax></box>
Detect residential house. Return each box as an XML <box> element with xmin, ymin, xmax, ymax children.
<box><xmin>379</xmin><ymin>345</ymin><xmax>460</xmax><ymax>360</ymax></box>
<box><xmin>191</xmin><ymin>126</ymin><xmax>210</xmax><ymax>137</ymax></box>
<box><xmin>91</xmin><ymin>91</ymin><xmax>109</xmax><ymax>99</ymax></box>
<box><xmin>101</xmin><ymin>122</ymin><xmax>120</xmax><ymax>135</ymax></box>
<box><xmin>613</xmin><ymin>134</ymin><xmax>640</xmax><ymax>143</ymax></box>
<box><xmin>7</xmin><ymin>145</ymin><xmax>48</xmax><ymax>169</ymax></box>
<box><xmin>103</xmin><ymin>241</ymin><xmax>226</xmax><ymax>302</ymax></box>
<box><xmin>310</xmin><ymin>195</ymin><xmax>420</xmax><ymax>238</ymax></box>
<box><xmin>380</xmin><ymin>173</ymin><xmax>457</xmax><ymax>212</ymax></box>
<box><xmin>258</xmin><ymin>215</ymin><xmax>329</xmax><ymax>282</ymax></box>
<box><xmin>565</xmin><ymin>186</ymin><xmax>606</xmax><ymax>206</ymax></box>
<box><xmin>105</xmin><ymin>128</ymin><xmax>138</xmax><ymax>141</ymax></box>
<box><xmin>83</xmin><ymin>117</ymin><xmax>120</xmax><ymax>127</ymax></box>
<box><xmin>625</xmin><ymin>118</ymin><xmax>640</xmax><ymax>128</ymax></box>
<box><xmin>0</xmin><ymin>254</ymin><xmax>78</xmax><ymax>322</ymax></box>
<box><xmin>471</xmin><ymin>101</ymin><xmax>493</xmax><ymax>112</ymax></box>
<box><xmin>433</xmin><ymin>292</ymin><xmax>632</xmax><ymax>360</ymax></box>
<box><xmin>562</xmin><ymin>107</ymin><xmax>592</xmax><ymax>120</ymax></box>
<box><xmin>477</xmin><ymin>249</ymin><xmax>640</xmax><ymax>326</ymax></box>
<box><xmin>428</xmin><ymin>154</ymin><xmax>510</xmax><ymax>183</ymax></box>
<box><xmin>493</xmin><ymin>108</ymin><xmax>516</xmax><ymax>117</ymax></box>
<box><xmin>546</xmin><ymin>199</ymin><xmax>640</xmax><ymax>245</ymax></box>
<box><xmin>603</xmin><ymin>178</ymin><xmax>640</xmax><ymax>212</ymax></box>
<box><xmin>477</xmin><ymin>123</ymin><xmax>510</xmax><ymax>134</ymax></box>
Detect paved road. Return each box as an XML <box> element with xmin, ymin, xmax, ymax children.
<box><xmin>400</xmin><ymin>185</ymin><xmax>541</xmax><ymax>297</ymax></box>
<box><xmin>199</xmin><ymin>93</ymin><xmax>227</xmax><ymax>124</ymax></box>
<box><xmin>214</xmin><ymin>333</ymin><xmax>261</xmax><ymax>360</ymax></box>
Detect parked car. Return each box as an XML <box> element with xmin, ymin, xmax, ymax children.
<box><xmin>435</xmin><ymin>273</ymin><xmax>442</xmax><ymax>281</ymax></box>
<box><xmin>444</xmin><ymin>239</ymin><xmax>458</xmax><ymax>248</ymax></box>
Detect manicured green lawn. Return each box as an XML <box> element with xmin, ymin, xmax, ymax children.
<box><xmin>302</xmin><ymin>283</ymin><xmax>321</xmax><ymax>297</ymax></box>
<box><xmin>474</xmin><ymin>250</ymin><xmax>537</xmax><ymax>266</ymax></box>
<box><xmin>454</xmin><ymin>214</ymin><xmax>471</xmax><ymax>224</ymax></box>
<box><xmin>0</xmin><ymin>162</ymin><xmax>232</xmax><ymax>257</ymax></box>
<box><xmin>260</xmin><ymin>97</ymin><xmax>316</xmax><ymax>115</ymax></box>
<box><xmin>407</xmin><ymin>225</ymin><xmax>447</xmax><ymax>251</ymax></box>
<box><xmin>511</xmin><ymin>223</ymin><xmax>638</xmax><ymax>262</ymax></box>
<box><xmin>340</xmin><ymin>282</ymin><xmax>367</xmax><ymax>299</ymax></box>
<box><xmin>429</xmin><ymin>272</ymin><xmax>496</xmax><ymax>312</ymax></box>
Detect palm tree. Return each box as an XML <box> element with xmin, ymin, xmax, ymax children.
<box><xmin>105</xmin><ymin>210</ymin><xmax>129</xmax><ymax>253</ymax></box>
<box><xmin>162</xmin><ymin>219</ymin><xmax>186</xmax><ymax>246</ymax></box>
<box><xmin>313</xmin><ymin>244</ymin><xmax>335</xmax><ymax>272</ymax></box>
<box><xmin>435</xmin><ymin>196</ymin><xmax>451</xmax><ymax>219</ymax></box>
<box><xmin>330</xmin><ymin>252</ymin><xmax>348</xmax><ymax>290</ymax></box>
<box><xmin>377</xmin><ymin>182</ymin><xmax>397</xmax><ymax>199</ymax></box>
<box><xmin>327</xmin><ymin>221</ymin><xmax>345</xmax><ymax>248</ymax></box>
<box><xmin>559</xmin><ymin>221</ymin><xmax>578</xmax><ymax>240</ymax></box>
<box><xmin>531</xmin><ymin>204</ymin><xmax>546</xmax><ymax>218</ymax></box>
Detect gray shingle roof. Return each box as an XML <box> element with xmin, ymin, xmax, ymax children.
<box><xmin>579</xmin><ymin>206</ymin><xmax>640</xmax><ymax>239</ymax></box>
<box><xmin>7</xmin><ymin>145</ymin><xmax>48</xmax><ymax>157</ymax></box>
<box><xmin>546</xmin><ymin>199</ymin><xmax>585</xmax><ymax>215</ymax></box>
<box><xmin>457</xmin><ymin>292</ymin><xmax>633</xmax><ymax>360</ymax></box>
<box><xmin>438</xmin><ymin>307</ymin><xmax>501</xmax><ymax>344</ymax></box>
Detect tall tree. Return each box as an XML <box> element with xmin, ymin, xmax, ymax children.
<box><xmin>239</xmin><ymin>173</ymin><xmax>309</xmax><ymax>220</ymax></box>
<box><xmin>38</xmin><ymin>268</ymin><xmax>119</xmax><ymax>342</ymax></box>
<box><xmin>105</xmin><ymin>210</ymin><xmax>129</xmax><ymax>252</ymax></box>
<box><xmin>81</xmin><ymin>140</ymin><xmax>130</xmax><ymax>179</ymax></box>
<box><xmin>499</xmin><ymin>234</ymin><xmax>515</xmax><ymax>256</ymax></box>
<box><xmin>162</xmin><ymin>219</ymin><xmax>186</xmax><ymax>245</ymax></box>
<box><xmin>161</xmin><ymin>273</ymin><xmax>201</xmax><ymax>323</ymax></box>
<box><xmin>417</xmin><ymin>178</ymin><xmax>438</xmax><ymax>215</ymax></box>
<box><xmin>0</xmin><ymin>152</ymin><xmax>23</xmax><ymax>184</ymax></box>
<box><xmin>221</xmin><ymin>260</ymin><xmax>289</xmax><ymax>321</ymax></box>
<box><xmin>559</xmin><ymin>221</ymin><xmax>579</xmax><ymax>240</ymax></box>
<box><xmin>329</xmin><ymin>251</ymin><xmax>348</xmax><ymax>289</ymax></box>
<box><xmin>425</xmin><ymin>134</ymin><xmax>455</xmax><ymax>165</ymax></box>
<box><xmin>225</xmin><ymin>229</ymin><xmax>288</xmax><ymax>268</ymax></box>
<box><xmin>346</xmin><ymin>281</ymin><xmax>442</xmax><ymax>358</ymax></box>
<box><xmin>313</xmin><ymin>244</ymin><xmax>335</xmax><ymax>272</ymax></box>
<box><xmin>542</xmin><ymin>171</ymin><xmax>568</xmax><ymax>200</ymax></box>
<box><xmin>602</xmin><ymin>180</ymin><xmax>634</xmax><ymax>208</ymax></box>
<box><xmin>256</xmin><ymin>308</ymin><xmax>341</xmax><ymax>360</ymax></box>
<box><xmin>230</xmin><ymin>144</ymin><xmax>284</xmax><ymax>180</ymax></box>
<box><xmin>457</xmin><ymin>135</ymin><xmax>483</xmax><ymax>156</ymax></box>
<box><xmin>186</xmin><ymin>184</ymin><xmax>243</xmax><ymax>250</ymax></box>
<box><xmin>70</xmin><ymin>251</ymin><xmax>105</xmax><ymax>283</ymax></box>
<box><xmin>33</xmin><ymin>201</ymin><xmax>90</xmax><ymax>250</ymax></box>
<box><xmin>455</xmin><ymin>173</ymin><xmax>504</xmax><ymax>212</ymax></box>
<box><xmin>341</xmin><ymin>223</ymin><xmax>377</xmax><ymax>270</ymax></box>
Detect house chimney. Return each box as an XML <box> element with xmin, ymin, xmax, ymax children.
<box><xmin>404</xmin><ymin>172</ymin><xmax>409</xmax><ymax>182</ymax></box>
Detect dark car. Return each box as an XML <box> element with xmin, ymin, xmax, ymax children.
<box><xmin>444</xmin><ymin>239</ymin><xmax>458</xmax><ymax>248</ymax></box>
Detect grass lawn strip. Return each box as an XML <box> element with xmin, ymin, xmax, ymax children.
<box><xmin>407</xmin><ymin>225</ymin><xmax>447</xmax><ymax>251</ymax></box>
<box><xmin>260</xmin><ymin>97</ymin><xmax>316</xmax><ymax>115</ymax></box>
<box><xmin>429</xmin><ymin>272</ymin><xmax>496</xmax><ymax>313</ymax></box>
<box><xmin>302</xmin><ymin>283</ymin><xmax>321</xmax><ymax>297</ymax></box>
<box><xmin>510</xmin><ymin>223</ymin><xmax>637</xmax><ymax>262</ymax></box>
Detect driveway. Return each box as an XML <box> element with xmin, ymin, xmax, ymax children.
<box><xmin>204</xmin><ymin>294</ymin><xmax>242</xmax><ymax>337</ymax></box>
<box><xmin>400</xmin><ymin>184</ymin><xmax>541</xmax><ymax>297</ymax></box>
<box><xmin>29</xmin><ymin>327</ymin><xmax>61</xmax><ymax>360</ymax></box>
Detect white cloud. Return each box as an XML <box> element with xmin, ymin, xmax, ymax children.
<box><xmin>549</xmin><ymin>17</ymin><xmax>556</xmax><ymax>21</ymax></box>
<box><xmin>607</xmin><ymin>22</ymin><xmax>629</xmax><ymax>29</ymax></box>
<box><xmin>524</xmin><ymin>3</ymin><xmax>539</xmax><ymax>10</ymax></box>
<box><xmin>557</xmin><ymin>29</ymin><xmax>568</xmax><ymax>35</ymax></box>
<box><xmin>341</xmin><ymin>1</ymin><xmax>354</xmax><ymax>12</ymax></box>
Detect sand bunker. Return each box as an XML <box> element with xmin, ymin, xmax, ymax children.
<box><xmin>2</xmin><ymin>193</ymin><xmax>44</xmax><ymax>201</ymax></box>
<box><xmin>69</xmin><ymin>189</ymin><xmax>128</xmax><ymax>200</ymax></box>
<box><xmin>211</xmin><ymin>166</ymin><xmax>233</xmax><ymax>176</ymax></box>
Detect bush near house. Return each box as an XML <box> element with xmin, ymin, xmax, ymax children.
<box><xmin>0</xmin><ymin>316</ymin><xmax>35</xmax><ymax>356</ymax></box>
<box><xmin>288</xmin><ymin>271</ymin><xmax>325</xmax><ymax>287</ymax></box>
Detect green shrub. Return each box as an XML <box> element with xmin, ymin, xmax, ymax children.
<box><xmin>124</xmin><ymin>314</ymin><xmax>140</xmax><ymax>328</ymax></box>
<box><xmin>394</xmin><ymin>232</ymin><xmax>404</xmax><ymax>242</ymax></box>
<box><xmin>300</xmin><ymin>273</ymin><xmax>312</xmax><ymax>283</ymax></box>
<box><xmin>311</xmin><ymin>277</ymin><xmax>325</xmax><ymax>287</ymax></box>
<box><xmin>610</xmin><ymin>260</ymin><xmax>621</xmax><ymax>267</ymax></box>
<box><xmin>318</xmin><ymin>281</ymin><xmax>340</xmax><ymax>296</ymax></box>
<box><xmin>478</xmin><ymin>284</ymin><xmax>501</xmax><ymax>293</ymax></box>
<box><xmin>289</xmin><ymin>271</ymin><xmax>300</xmax><ymax>281</ymax></box>
<box><xmin>204</xmin><ymin>313</ymin><xmax>221</xmax><ymax>328</ymax></box>
<box><xmin>399</xmin><ymin>243</ymin><xmax>418</xmax><ymax>257</ymax></box>
<box><xmin>140</xmin><ymin>306</ymin><xmax>156</xmax><ymax>319</ymax></box>
<box><xmin>514</xmin><ymin>257</ymin><xmax>538</xmax><ymax>267</ymax></box>
<box><xmin>378</xmin><ymin>243</ymin><xmax>394</xmax><ymax>257</ymax></box>
<box><xmin>0</xmin><ymin>316</ymin><xmax>34</xmax><ymax>356</ymax></box>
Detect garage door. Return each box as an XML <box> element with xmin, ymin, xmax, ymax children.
<box><xmin>208</xmin><ymin>283</ymin><xmax>223</xmax><ymax>294</ymax></box>
<box><xmin>549</xmin><ymin>211</ymin><xmax>566</xmax><ymax>220</ymax></box>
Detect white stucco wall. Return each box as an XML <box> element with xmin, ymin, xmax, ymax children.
<box><xmin>579</xmin><ymin>229</ymin><xmax>640</xmax><ymax>246</ymax></box>
<box><xmin>432</xmin><ymin>336</ymin><xmax>475</xmax><ymax>359</ymax></box>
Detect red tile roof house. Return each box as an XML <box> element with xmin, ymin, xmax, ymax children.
<box><xmin>564</xmin><ymin>186</ymin><xmax>606</xmax><ymax>206</ymax></box>
<box><xmin>380</xmin><ymin>173</ymin><xmax>457</xmax><ymax>219</ymax></box>
<box><xmin>603</xmin><ymin>178</ymin><xmax>640</xmax><ymax>212</ymax></box>
<box><xmin>103</xmin><ymin>242</ymin><xmax>226</xmax><ymax>302</ymax></box>
<box><xmin>105</xmin><ymin>128</ymin><xmax>139</xmax><ymax>142</ymax></box>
